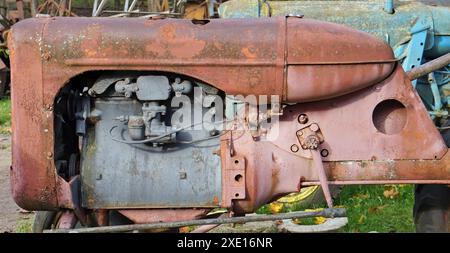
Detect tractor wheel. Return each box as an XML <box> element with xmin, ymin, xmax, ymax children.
<box><xmin>276</xmin><ymin>185</ymin><xmax>342</xmax><ymax>209</ymax></box>
<box><xmin>415</xmin><ymin>124</ymin><xmax>450</xmax><ymax>232</ymax></box>
<box><xmin>413</xmin><ymin>184</ymin><xmax>450</xmax><ymax>233</ymax></box>
<box><xmin>32</xmin><ymin>211</ymin><xmax>58</xmax><ymax>233</ymax></box>
<box><xmin>33</xmin><ymin>210</ymin><xmax>79</xmax><ymax>233</ymax></box>
<box><xmin>32</xmin><ymin>210</ymin><xmax>133</xmax><ymax>233</ymax></box>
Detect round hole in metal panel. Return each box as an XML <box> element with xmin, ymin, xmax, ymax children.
<box><xmin>234</xmin><ymin>174</ymin><xmax>243</xmax><ymax>182</ymax></box>
<box><xmin>372</xmin><ymin>99</ymin><xmax>407</xmax><ymax>135</ymax></box>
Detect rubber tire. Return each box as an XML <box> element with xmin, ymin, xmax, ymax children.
<box><xmin>413</xmin><ymin>185</ymin><xmax>450</xmax><ymax>233</ymax></box>
<box><xmin>32</xmin><ymin>211</ymin><xmax>58</xmax><ymax>233</ymax></box>
<box><xmin>303</xmin><ymin>186</ymin><xmax>342</xmax><ymax>208</ymax></box>
<box><xmin>277</xmin><ymin>186</ymin><xmax>342</xmax><ymax>210</ymax></box>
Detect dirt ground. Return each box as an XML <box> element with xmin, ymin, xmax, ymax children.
<box><xmin>0</xmin><ymin>135</ymin><xmax>33</xmax><ymax>233</ymax></box>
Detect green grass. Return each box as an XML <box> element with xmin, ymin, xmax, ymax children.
<box><xmin>335</xmin><ymin>185</ymin><xmax>414</xmax><ymax>233</ymax></box>
<box><xmin>257</xmin><ymin>185</ymin><xmax>415</xmax><ymax>233</ymax></box>
<box><xmin>0</xmin><ymin>98</ymin><xmax>11</xmax><ymax>134</ymax></box>
<box><xmin>16</xmin><ymin>215</ymin><xmax>34</xmax><ymax>233</ymax></box>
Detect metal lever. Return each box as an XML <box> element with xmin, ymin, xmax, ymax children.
<box><xmin>310</xmin><ymin>149</ymin><xmax>334</xmax><ymax>208</ymax></box>
<box><xmin>297</xmin><ymin>123</ymin><xmax>333</xmax><ymax>208</ymax></box>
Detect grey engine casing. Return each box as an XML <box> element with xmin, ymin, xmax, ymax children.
<box><xmin>80</xmin><ymin>75</ymin><xmax>222</xmax><ymax>209</ymax></box>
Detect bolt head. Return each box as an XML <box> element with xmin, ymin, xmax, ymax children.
<box><xmin>310</xmin><ymin>123</ymin><xmax>320</xmax><ymax>132</ymax></box>
<box><xmin>298</xmin><ymin>114</ymin><xmax>308</xmax><ymax>124</ymax></box>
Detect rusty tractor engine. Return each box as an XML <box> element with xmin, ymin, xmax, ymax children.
<box><xmin>8</xmin><ymin>16</ymin><xmax>450</xmax><ymax>230</ymax></box>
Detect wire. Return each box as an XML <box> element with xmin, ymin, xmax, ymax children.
<box><xmin>176</xmin><ymin>131</ymin><xmax>230</xmax><ymax>145</ymax></box>
<box><xmin>109</xmin><ymin>120</ymin><xmax>231</xmax><ymax>145</ymax></box>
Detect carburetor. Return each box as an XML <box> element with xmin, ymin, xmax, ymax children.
<box><xmin>89</xmin><ymin>75</ymin><xmax>195</xmax><ymax>144</ymax></box>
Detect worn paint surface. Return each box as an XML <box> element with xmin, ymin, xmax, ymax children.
<box><xmin>8</xmin><ymin>16</ymin><xmax>450</xmax><ymax>213</ymax></box>
<box><xmin>118</xmin><ymin>209</ymin><xmax>210</xmax><ymax>224</ymax></box>
<box><xmin>81</xmin><ymin>99</ymin><xmax>222</xmax><ymax>209</ymax></box>
<box><xmin>220</xmin><ymin>66</ymin><xmax>450</xmax><ymax>213</ymax></box>
<box><xmin>220</xmin><ymin>1</ymin><xmax>450</xmax><ymax>51</ymax></box>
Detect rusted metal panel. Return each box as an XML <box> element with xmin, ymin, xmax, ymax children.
<box><xmin>36</xmin><ymin>16</ymin><xmax>395</xmax><ymax>104</ymax></box>
<box><xmin>286</xmin><ymin>18</ymin><xmax>396</xmax><ymax>102</ymax></box>
<box><xmin>8</xmin><ymin>16</ymin><xmax>447</xmax><ymax>213</ymax></box>
<box><xmin>118</xmin><ymin>209</ymin><xmax>210</xmax><ymax>224</ymax></box>
<box><xmin>40</xmin><ymin>17</ymin><xmax>286</xmax><ymax>102</ymax></box>
<box><xmin>220</xmin><ymin>65</ymin><xmax>450</xmax><ymax>213</ymax></box>
<box><xmin>274</xmin><ymin>65</ymin><xmax>447</xmax><ymax>161</ymax></box>
<box><xmin>9</xmin><ymin>17</ymin><xmax>59</xmax><ymax>210</ymax></box>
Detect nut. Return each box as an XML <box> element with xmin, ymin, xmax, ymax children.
<box><xmin>298</xmin><ymin>114</ymin><xmax>308</xmax><ymax>124</ymax></box>
<box><xmin>309</xmin><ymin>123</ymin><xmax>320</xmax><ymax>132</ymax></box>
<box><xmin>305</xmin><ymin>135</ymin><xmax>320</xmax><ymax>150</ymax></box>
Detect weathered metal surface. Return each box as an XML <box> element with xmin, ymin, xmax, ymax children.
<box><xmin>9</xmin><ymin>15</ymin><xmax>450</xmax><ymax>215</ymax></box>
<box><xmin>407</xmin><ymin>52</ymin><xmax>450</xmax><ymax>80</ymax></box>
<box><xmin>81</xmin><ymin>98</ymin><xmax>222</xmax><ymax>208</ymax></box>
<box><xmin>221</xmin><ymin>65</ymin><xmax>450</xmax><ymax>213</ymax></box>
<box><xmin>46</xmin><ymin>208</ymin><xmax>347</xmax><ymax>233</ymax></box>
<box><xmin>274</xmin><ymin>65</ymin><xmax>447</xmax><ymax>161</ymax></box>
<box><xmin>118</xmin><ymin>209</ymin><xmax>210</xmax><ymax>224</ymax></box>
<box><xmin>56</xmin><ymin>210</ymin><xmax>77</xmax><ymax>229</ymax></box>
<box><xmin>220</xmin><ymin>1</ymin><xmax>450</xmax><ymax>56</ymax></box>
<box><xmin>220</xmin><ymin>0</ymin><xmax>450</xmax><ymax>125</ymax></box>
<box><xmin>9</xmin><ymin>17</ymin><xmax>59</xmax><ymax>211</ymax></box>
<box><xmin>285</xmin><ymin>18</ymin><xmax>395</xmax><ymax>102</ymax></box>
<box><xmin>41</xmin><ymin>16</ymin><xmax>394</xmax><ymax>103</ymax></box>
<box><xmin>9</xmin><ymin>16</ymin><xmax>396</xmax><ymax>210</ymax></box>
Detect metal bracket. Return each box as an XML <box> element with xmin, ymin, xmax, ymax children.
<box><xmin>401</xmin><ymin>18</ymin><xmax>429</xmax><ymax>88</ymax></box>
<box><xmin>296</xmin><ymin>123</ymin><xmax>324</xmax><ymax>150</ymax></box>
<box><xmin>223</xmin><ymin>155</ymin><xmax>246</xmax><ymax>207</ymax></box>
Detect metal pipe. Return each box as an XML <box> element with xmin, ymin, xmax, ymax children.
<box><xmin>384</xmin><ymin>0</ymin><xmax>394</xmax><ymax>14</ymax></box>
<box><xmin>128</xmin><ymin>0</ymin><xmax>138</xmax><ymax>12</ymax></box>
<box><xmin>190</xmin><ymin>213</ymin><xmax>228</xmax><ymax>233</ymax></box>
<box><xmin>311</xmin><ymin>149</ymin><xmax>333</xmax><ymax>208</ymax></box>
<box><xmin>301</xmin><ymin>180</ymin><xmax>450</xmax><ymax>186</ymax></box>
<box><xmin>124</xmin><ymin>0</ymin><xmax>129</xmax><ymax>12</ymax></box>
<box><xmin>30</xmin><ymin>0</ymin><xmax>37</xmax><ymax>17</ymax></box>
<box><xmin>407</xmin><ymin>53</ymin><xmax>450</xmax><ymax>80</ymax></box>
<box><xmin>44</xmin><ymin>208</ymin><xmax>346</xmax><ymax>233</ymax></box>
<box><xmin>93</xmin><ymin>0</ymin><xmax>108</xmax><ymax>17</ymax></box>
<box><xmin>92</xmin><ymin>0</ymin><xmax>98</xmax><ymax>17</ymax></box>
<box><xmin>102</xmin><ymin>10</ymin><xmax>182</xmax><ymax>16</ymax></box>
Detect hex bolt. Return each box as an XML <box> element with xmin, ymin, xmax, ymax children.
<box><xmin>310</xmin><ymin>123</ymin><xmax>320</xmax><ymax>132</ymax></box>
<box><xmin>290</xmin><ymin>144</ymin><xmax>299</xmax><ymax>153</ymax></box>
<box><xmin>209</xmin><ymin>129</ymin><xmax>220</xmax><ymax>136</ymax></box>
<box><xmin>46</xmin><ymin>152</ymin><xmax>53</xmax><ymax>159</ymax></box>
<box><xmin>42</xmin><ymin>52</ymin><xmax>51</xmax><ymax>61</ymax></box>
<box><xmin>180</xmin><ymin>172</ymin><xmax>187</xmax><ymax>180</ymax></box>
<box><xmin>298</xmin><ymin>114</ymin><xmax>308</xmax><ymax>124</ymax></box>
